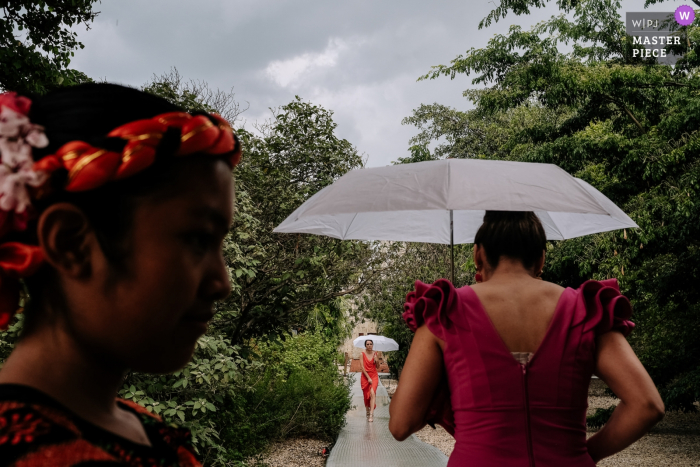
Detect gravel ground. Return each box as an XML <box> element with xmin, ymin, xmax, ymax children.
<box><xmin>384</xmin><ymin>378</ymin><xmax>398</xmax><ymax>397</ymax></box>
<box><xmin>248</xmin><ymin>438</ymin><xmax>329</xmax><ymax>467</ymax></box>
<box><xmin>252</xmin><ymin>379</ymin><xmax>700</xmax><ymax>466</ymax></box>
<box><xmin>415</xmin><ymin>424</ymin><xmax>455</xmax><ymax>457</ymax></box>
<box><xmin>407</xmin><ymin>379</ymin><xmax>700</xmax><ymax>465</ymax></box>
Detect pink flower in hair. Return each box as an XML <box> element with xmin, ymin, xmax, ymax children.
<box><xmin>0</xmin><ymin>92</ymin><xmax>49</xmax><ymax>220</ymax></box>
<box><xmin>0</xmin><ymin>158</ymin><xmax>44</xmax><ymax>213</ymax></box>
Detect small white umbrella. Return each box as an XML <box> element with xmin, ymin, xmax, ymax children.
<box><xmin>274</xmin><ymin>159</ymin><xmax>637</xmax><ymax>281</ymax></box>
<box><xmin>353</xmin><ymin>335</ymin><xmax>399</xmax><ymax>352</ymax></box>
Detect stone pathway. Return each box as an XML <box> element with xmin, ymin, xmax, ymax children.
<box><xmin>327</xmin><ymin>376</ymin><xmax>448</xmax><ymax>467</ymax></box>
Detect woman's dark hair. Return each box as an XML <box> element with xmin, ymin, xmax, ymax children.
<box><xmin>365</xmin><ymin>339</ymin><xmax>374</xmax><ymax>347</ymax></box>
<box><xmin>473</xmin><ymin>211</ymin><xmax>546</xmax><ymax>270</ymax></box>
<box><xmin>20</xmin><ymin>83</ymin><xmax>233</xmax><ymax>333</ymax></box>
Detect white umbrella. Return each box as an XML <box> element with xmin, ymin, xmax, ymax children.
<box><xmin>353</xmin><ymin>335</ymin><xmax>399</xmax><ymax>352</ymax></box>
<box><xmin>274</xmin><ymin>159</ymin><xmax>638</xmax><ymax>281</ymax></box>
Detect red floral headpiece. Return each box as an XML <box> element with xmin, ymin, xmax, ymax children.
<box><xmin>0</xmin><ymin>92</ymin><xmax>243</xmax><ymax>329</ymax></box>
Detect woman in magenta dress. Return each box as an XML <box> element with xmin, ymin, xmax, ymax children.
<box><xmin>361</xmin><ymin>339</ymin><xmax>379</xmax><ymax>422</ymax></box>
<box><xmin>389</xmin><ymin>211</ymin><xmax>664</xmax><ymax>466</ymax></box>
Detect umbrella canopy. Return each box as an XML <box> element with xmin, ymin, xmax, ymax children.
<box><xmin>274</xmin><ymin>159</ymin><xmax>638</xmax><ymax>243</ymax></box>
<box><xmin>353</xmin><ymin>335</ymin><xmax>399</xmax><ymax>352</ymax></box>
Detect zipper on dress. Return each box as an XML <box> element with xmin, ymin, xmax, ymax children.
<box><xmin>522</xmin><ymin>363</ymin><xmax>536</xmax><ymax>467</ymax></box>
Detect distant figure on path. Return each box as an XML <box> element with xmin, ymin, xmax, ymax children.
<box><xmin>361</xmin><ymin>339</ymin><xmax>379</xmax><ymax>422</ymax></box>
<box><xmin>0</xmin><ymin>84</ymin><xmax>242</xmax><ymax>466</ymax></box>
<box><xmin>389</xmin><ymin>211</ymin><xmax>664</xmax><ymax>466</ymax></box>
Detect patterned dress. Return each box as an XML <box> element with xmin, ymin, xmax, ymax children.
<box><xmin>0</xmin><ymin>384</ymin><xmax>201</xmax><ymax>466</ymax></box>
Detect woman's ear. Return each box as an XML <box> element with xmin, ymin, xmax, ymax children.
<box><xmin>473</xmin><ymin>244</ymin><xmax>483</xmax><ymax>271</ymax></box>
<box><xmin>535</xmin><ymin>250</ymin><xmax>546</xmax><ymax>276</ymax></box>
<box><xmin>37</xmin><ymin>203</ymin><xmax>95</xmax><ymax>278</ymax></box>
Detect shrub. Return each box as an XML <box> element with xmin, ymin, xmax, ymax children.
<box><xmin>220</xmin><ymin>365</ymin><xmax>351</xmax><ymax>462</ymax></box>
<box><xmin>214</xmin><ymin>329</ymin><xmax>351</xmax><ymax>463</ymax></box>
<box><xmin>118</xmin><ymin>329</ymin><xmax>351</xmax><ymax>465</ymax></box>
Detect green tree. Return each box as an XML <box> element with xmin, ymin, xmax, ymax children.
<box><xmin>1</xmin><ymin>0</ymin><xmax>97</xmax><ymax>94</ymax></box>
<box><xmin>145</xmin><ymin>72</ymin><xmax>384</xmax><ymax>342</ymax></box>
<box><xmin>146</xmin><ymin>71</ymin><xmax>387</xmax><ymax>342</ymax></box>
<box><xmin>387</xmin><ymin>0</ymin><xmax>700</xmax><ymax>411</ymax></box>
<box><xmin>143</xmin><ymin>68</ymin><xmax>246</xmax><ymax>123</ymax></box>
<box><xmin>218</xmin><ymin>98</ymin><xmax>389</xmax><ymax>343</ymax></box>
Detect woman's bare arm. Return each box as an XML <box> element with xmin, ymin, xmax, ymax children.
<box><xmin>389</xmin><ymin>325</ymin><xmax>444</xmax><ymax>441</ymax></box>
<box><xmin>587</xmin><ymin>332</ymin><xmax>665</xmax><ymax>463</ymax></box>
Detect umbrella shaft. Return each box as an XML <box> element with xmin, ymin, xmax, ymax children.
<box><xmin>450</xmin><ymin>210</ymin><xmax>455</xmax><ymax>284</ymax></box>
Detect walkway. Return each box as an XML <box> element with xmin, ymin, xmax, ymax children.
<box><xmin>327</xmin><ymin>376</ymin><xmax>448</xmax><ymax>467</ymax></box>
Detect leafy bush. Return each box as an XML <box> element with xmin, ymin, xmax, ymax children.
<box><xmin>118</xmin><ymin>333</ymin><xmax>260</xmax><ymax>463</ymax></box>
<box><xmin>221</xmin><ymin>365</ymin><xmax>351</xmax><ymax>463</ymax></box>
<box><xmin>120</xmin><ymin>329</ymin><xmax>350</xmax><ymax>465</ymax></box>
<box><xmin>586</xmin><ymin>405</ymin><xmax>616</xmax><ymax>430</ymax></box>
<box><xmin>256</xmin><ymin>329</ymin><xmax>342</xmax><ymax>380</ymax></box>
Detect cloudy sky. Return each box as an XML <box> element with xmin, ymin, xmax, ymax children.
<box><xmin>71</xmin><ymin>0</ymin><xmax>687</xmax><ymax>167</ymax></box>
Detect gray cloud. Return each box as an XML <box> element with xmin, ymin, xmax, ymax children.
<box><xmin>71</xmin><ymin>0</ymin><xmax>680</xmax><ymax>166</ymax></box>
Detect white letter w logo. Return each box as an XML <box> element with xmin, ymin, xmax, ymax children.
<box><xmin>680</xmin><ymin>11</ymin><xmax>691</xmax><ymax>20</ymax></box>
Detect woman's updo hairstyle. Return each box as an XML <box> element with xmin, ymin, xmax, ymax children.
<box><xmin>473</xmin><ymin>211</ymin><xmax>546</xmax><ymax>270</ymax></box>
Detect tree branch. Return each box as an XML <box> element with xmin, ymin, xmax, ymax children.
<box><xmin>604</xmin><ymin>94</ymin><xmax>644</xmax><ymax>133</ymax></box>
<box><xmin>634</xmin><ymin>82</ymin><xmax>690</xmax><ymax>89</ymax></box>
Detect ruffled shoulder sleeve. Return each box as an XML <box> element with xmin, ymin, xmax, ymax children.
<box><xmin>577</xmin><ymin>278</ymin><xmax>635</xmax><ymax>337</ymax></box>
<box><xmin>403</xmin><ymin>279</ymin><xmax>457</xmax><ymax>436</ymax></box>
<box><xmin>403</xmin><ymin>279</ymin><xmax>458</xmax><ymax>339</ymax></box>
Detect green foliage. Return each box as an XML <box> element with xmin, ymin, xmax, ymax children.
<box><xmin>256</xmin><ymin>328</ymin><xmax>343</xmax><ymax>380</ymax></box>
<box><xmin>119</xmin><ymin>330</ymin><xmax>350</xmax><ymax>466</ymax></box>
<box><xmin>119</xmin><ymin>334</ymin><xmax>259</xmax><ymax>461</ymax></box>
<box><xmin>0</xmin><ymin>0</ymin><xmax>97</xmax><ymax>94</ymax></box>
<box><xmin>224</xmin><ymin>367</ymin><xmax>350</xmax><ymax>464</ymax></box>
<box><xmin>145</xmin><ymin>73</ymin><xmax>386</xmax><ymax>343</ymax></box>
<box><xmin>384</xmin><ymin>0</ymin><xmax>700</xmax><ymax>411</ymax></box>
<box><xmin>393</xmin><ymin>143</ymin><xmax>437</xmax><ymax>164</ymax></box>
<box><xmin>0</xmin><ymin>311</ymin><xmax>24</xmax><ymax>365</ymax></box>
<box><xmin>217</xmin><ymin>98</ymin><xmax>388</xmax><ymax>343</ymax></box>
<box><xmin>586</xmin><ymin>405</ymin><xmax>616</xmax><ymax>429</ymax></box>
<box><xmin>225</xmin><ymin>330</ymin><xmax>350</xmax><ymax>460</ymax></box>
<box><xmin>479</xmin><ymin>0</ymin><xmax>700</xmax><ymax>31</ymax></box>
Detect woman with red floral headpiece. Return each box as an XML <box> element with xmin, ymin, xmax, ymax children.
<box><xmin>0</xmin><ymin>83</ymin><xmax>242</xmax><ymax>466</ymax></box>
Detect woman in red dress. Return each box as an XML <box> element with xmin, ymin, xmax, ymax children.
<box><xmin>390</xmin><ymin>211</ymin><xmax>664</xmax><ymax>466</ymax></box>
<box><xmin>0</xmin><ymin>84</ymin><xmax>241</xmax><ymax>466</ymax></box>
<box><xmin>361</xmin><ymin>339</ymin><xmax>379</xmax><ymax>422</ymax></box>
